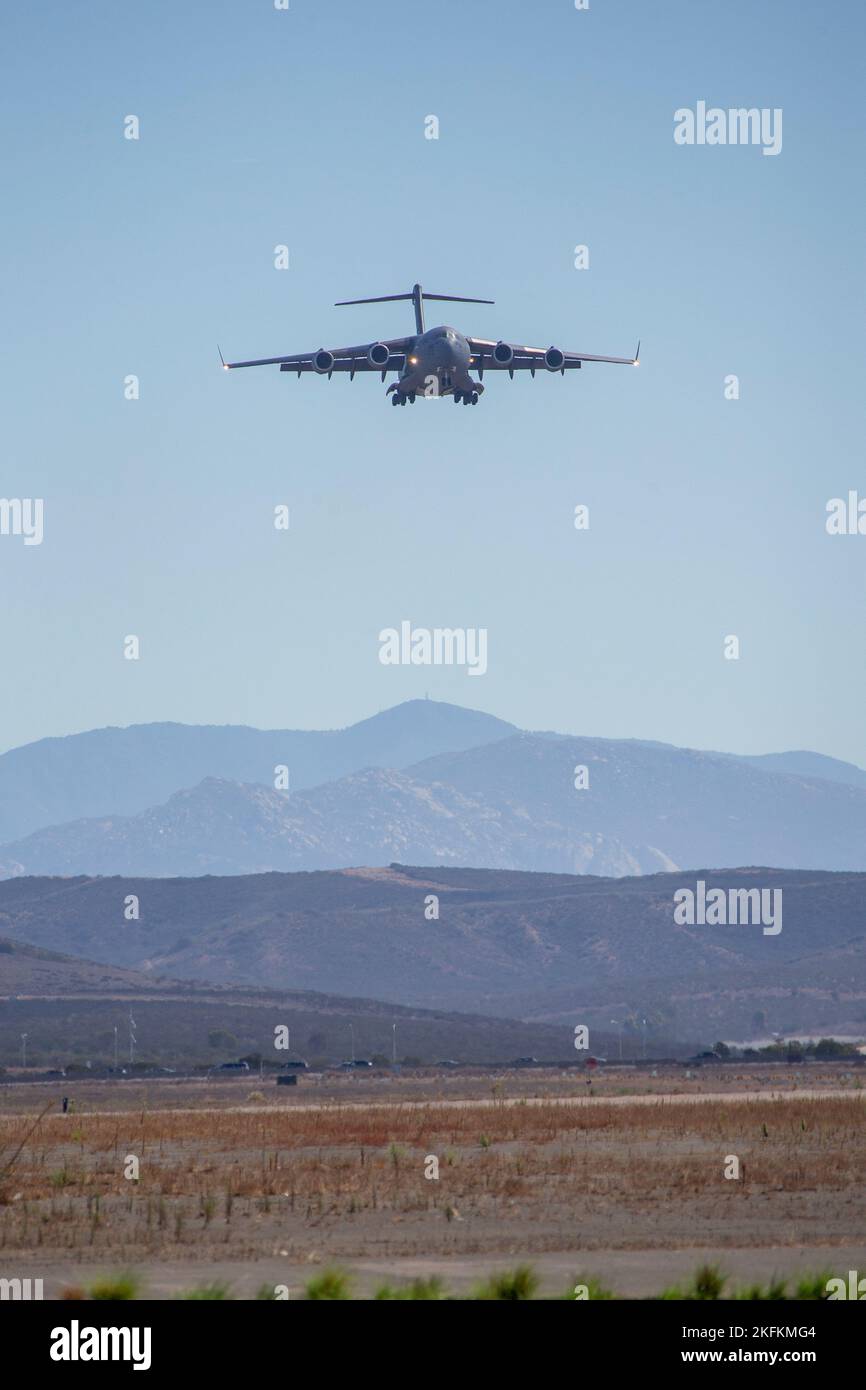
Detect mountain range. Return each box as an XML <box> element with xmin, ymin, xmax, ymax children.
<box><xmin>1</xmin><ymin>864</ymin><xmax>865</xmax><ymax>1041</ymax></box>
<box><xmin>1</xmin><ymin>702</ymin><xmax>866</xmax><ymax>877</ymax></box>
<box><xmin>0</xmin><ymin>935</ymin><xmax>586</xmax><ymax>1069</ymax></box>
<box><xmin>0</xmin><ymin>700</ymin><xmax>514</xmax><ymax>843</ymax></box>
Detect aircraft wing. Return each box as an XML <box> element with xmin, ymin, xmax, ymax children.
<box><xmin>467</xmin><ymin>338</ymin><xmax>639</xmax><ymax>370</ymax></box>
<box><xmin>220</xmin><ymin>338</ymin><xmax>411</xmax><ymax>374</ymax></box>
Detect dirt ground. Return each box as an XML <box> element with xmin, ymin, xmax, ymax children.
<box><xmin>1</xmin><ymin>1066</ymin><xmax>863</xmax><ymax>1298</ymax></box>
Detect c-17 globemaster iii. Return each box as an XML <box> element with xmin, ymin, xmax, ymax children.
<box><xmin>219</xmin><ymin>282</ymin><xmax>639</xmax><ymax>407</ymax></box>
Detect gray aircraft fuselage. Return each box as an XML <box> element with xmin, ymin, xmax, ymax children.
<box><xmin>389</xmin><ymin>324</ymin><xmax>479</xmax><ymax>400</ymax></box>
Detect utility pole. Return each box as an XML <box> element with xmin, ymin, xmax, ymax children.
<box><xmin>113</xmin><ymin>1026</ymin><xmax>118</xmax><ymax>1070</ymax></box>
<box><xmin>610</xmin><ymin>1020</ymin><xmax>623</xmax><ymax>1062</ymax></box>
<box><xmin>350</xmin><ymin>1023</ymin><xmax>355</xmax><ymax>1063</ymax></box>
<box><xmin>129</xmin><ymin>1011</ymin><xmax>136</xmax><ymax>1065</ymax></box>
<box><xmin>21</xmin><ymin>1033</ymin><xmax>27</xmax><ymax>1069</ymax></box>
<box><xmin>392</xmin><ymin>1022</ymin><xmax>397</xmax><ymax>1065</ymax></box>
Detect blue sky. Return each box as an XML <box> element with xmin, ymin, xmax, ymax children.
<box><xmin>1</xmin><ymin>0</ymin><xmax>864</xmax><ymax>761</ymax></box>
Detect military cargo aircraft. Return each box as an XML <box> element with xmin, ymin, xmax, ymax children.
<box><xmin>220</xmin><ymin>283</ymin><xmax>638</xmax><ymax>406</ymax></box>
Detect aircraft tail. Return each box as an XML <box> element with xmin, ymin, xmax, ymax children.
<box><xmin>336</xmin><ymin>282</ymin><xmax>494</xmax><ymax>334</ymax></box>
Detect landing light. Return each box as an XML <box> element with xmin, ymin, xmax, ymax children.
<box><xmin>409</xmin><ymin>356</ymin><xmax>418</xmax><ymax>364</ymax></box>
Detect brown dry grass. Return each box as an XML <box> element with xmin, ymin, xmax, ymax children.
<box><xmin>0</xmin><ymin>1089</ymin><xmax>863</xmax><ymax>1265</ymax></box>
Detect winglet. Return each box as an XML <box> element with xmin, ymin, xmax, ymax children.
<box><xmin>634</xmin><ymin>340</ymin><xmax>640</xmax><ymax>366</ymax></box>
<box><xmin>218</xmin><ymin>345</ymin><xmax>229</xmax><ymax>370</ymax></box>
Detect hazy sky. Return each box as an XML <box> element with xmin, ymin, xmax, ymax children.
<box><xmin>2</xmin><ymin>0</ymin><xmax>864</xmax><ymax>762</ymax></box>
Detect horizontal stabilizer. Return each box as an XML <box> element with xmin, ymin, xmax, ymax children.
<box><xmin>335</xmin><ymin>293</ymin><xmax>414</xmax><ymax>306</ymax></box>
<box><xmin>420</xmin><ymin>293</ymin><xmax>495</xmax><ymax>304</ymax></box>
<box><xmin>336</xmin><ymin>283</ymin><xmax>494</xmax><ymax>333</ymax></box>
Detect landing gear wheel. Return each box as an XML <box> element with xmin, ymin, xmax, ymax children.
<box><xmin>462</xmin><ymin>393</ymin><xmax>470</xmax><ymax>404</ymax></box>
<box><xmin>400</xmin><ymin>395</ymin><xmax>407</xmax><ymax>405</ymax></box>
<box><xmin>453</xmin><ymin>391</ymin><xmax>462</xmax><ymax>404</ymax></box>
<box><xmin>409</xmin><ymin>393</ymin><xmax>416</xmax><ymax>404</ymax></box>
<box><xmin>471</xmin><ymin>392</ymin><xmax>478</xmax><ymax>404</ymax></box>
<box><xmin>391</xmin><ymin>394</ymin><xmax>399</xmax><ymax>406</ymax></box>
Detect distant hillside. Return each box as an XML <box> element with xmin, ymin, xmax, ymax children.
<box><xmin>0</xmin><ymin>938</ymin><xmax>171</xmax><ymax>997</ymax></box>
<box><xmin>0</xmin><ymin>935</ymin><xmax>583</xmax><ymax>1069</ymax></box>
<box><xmin>4</xmin><ymin>731</ymin><xmax>866</xmax><ymax>878</ymax></box>
<box><xmin>737</xmin><ymin>749</ymin><xmax>866</xmax><ymax>790</ymax></box>
<box><xmin>1</xmin><ymin>865</ymin><xmax>864</xmax><ymax>1041</ymax></box>
<box><xmin>407</xmin><ymin>733</ymin><xmax>866</xmax><ymax>873</ymax></box>
<box><xmin>0</xmin><ymin>770</ymin><xmax>666</xmax><ymax>879</ymax></box>
<box><xmin>0</xmin><ymin>700</ymin><xmax>515</xmax><ymax>843</ymax></box>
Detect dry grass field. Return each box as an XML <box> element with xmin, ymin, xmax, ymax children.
<box><xmin>1</xmin><ymin>1067</ymin><xmax>864</xmax><ymax>1298</ymax></box>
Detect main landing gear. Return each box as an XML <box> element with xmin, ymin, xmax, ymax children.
<box><xmin>453</xmin><ymin>390</ymin><xmax>479</xmax><ymax>405</ymax></box>
<box><xmin>390</xmin><ymin>392</ymin><xmax>416</xmax><ymax>406</ymax></box>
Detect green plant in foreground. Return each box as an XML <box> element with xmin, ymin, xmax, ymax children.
<box><xmin>657</xmin><ymin>1264</ymin><xmax>726</xmax><ymax>1301</ymax></box>
<box><xmin>375</xmin><ymin>1277</ymin><xmax>446</xmax><ymax>1300</ymax></box>
<box><xmin>691</xmin><ymin>1264</ymin><xmax>726</xmax><ymax>1299</ymax></box>
<box><xmin>793</xmin><ymin>1272</ymin><xmax>834</xmax><ymax>1300</ymax></box>
<box><xmin>305</xmin><ymin>1268</ymin><xmax>351</xmax><ymax>1300</ymax></box>
<box><xmin>734</xmin><ymin>1278</ymin><xmax>788</xmax><ymax>1301</ymax></box>
<box><xmin>472</xmin><ymin>1265</ymin><xmax>539</xmax><ymax>1301</ymax></box>
<box><xmin>88</xmin><ymin>1272</ymin><xmax>140</xmax><ymax>1301</ymax></box>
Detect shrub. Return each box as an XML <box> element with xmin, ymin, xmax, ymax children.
<box><xmin>793</xmin><ymin>1272</ymin><xmax>834</xmax><ymax>1300</ymax></box>
<box><xmin>305</xmin><ymin>1268</ymin><xmax>351</xmax><ymax>1301</ymax></box>
<box><xmin>473</xmin><ymin>1265</ymin><xmax>539</xmax><ymax>1301</ymax></box>
<box><xmin>734</xmin><ymin>1278</ymin><xmax>788</xmax><ymax>1300</ymax></box>
<box><xmin>374</xmin><ymin>1277</ymin><xmax>446</xmax><ymax>1300</ymax></box>
<box><xmin>89</xmin><ymin>1272</ymin><xmax>140</xmax><ymax>1301</ymax></box>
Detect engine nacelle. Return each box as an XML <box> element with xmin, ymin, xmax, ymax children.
<box><xmin>367</xmin><ymin>342</ymin><xmax>390</xmax><ymax>368</ymax></box>
<box><xmin>493</xmin><ymin>341</ymin><xmax>515</xmax><ymax>366</ymax></box>
<box><xmin>545</xmin><ymin>346</ymin><xmax>565</xmax><ymax>372</ymax></box>
<box><xmin>313</xmin><ymin>349</ymin><xmax>335</xmax><ymax>374</ymax></box>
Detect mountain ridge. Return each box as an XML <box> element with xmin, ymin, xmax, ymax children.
<box><xmin>3</xmin><ymin>729</ymin><xmax>866</xmax><ymax>879</ymax></box>
<box><xmin>1</xmin><ymin>865</ymin><xmax>864</xmax><ymax>1042</ymax></box>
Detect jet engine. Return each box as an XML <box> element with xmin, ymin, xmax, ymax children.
<box><xmin>493</xmin><ymin>341</ymin><xmax>515</xmax><ymax>366</ymax></box>
<box><xmin>367</xmin><ymin>342</ymin><xmax>391</xmax><ymax>368</ymax></box>
<box><xmin>313</xmin><ymin>349</ymin><xmax>335</xmax><ymax>374</ymax></box>
<box><xmin>544</xmin><ymin>346</ymin><xmax>565</xmax><ymax>371</ymax></box>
